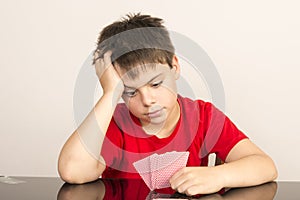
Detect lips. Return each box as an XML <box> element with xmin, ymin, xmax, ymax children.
<box><xmin>146</xmin><ymin>108</ymin><xmax>163</xmax><ymax>118</ymax></box>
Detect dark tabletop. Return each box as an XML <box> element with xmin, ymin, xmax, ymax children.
<box><xmin>0</xmin><ymin>176</ymin><xmax>299</xmax><ymax>199</ymax></box>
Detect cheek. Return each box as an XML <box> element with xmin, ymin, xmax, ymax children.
<box><xmin>124</xmin><ymin>97</ymin><xmax>141</xmax><ymax>113</ymax></box>
<box><xmin>160</xmin><ymin>80</ymin><xmax>177</xmax><ymax>97</ymax></box>
<box><xmin>155</xmin><ymin>88</ymin><xmax>177</xmax><ymax>107</ymax></box>
<box><xmin>161</xmin><ymin>74</ymin><xmax>177</xmax><ymax>92</ymax></box>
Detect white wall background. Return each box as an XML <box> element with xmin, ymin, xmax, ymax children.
<box><xmin>0</xmin><ymin>0</ymin><xmax>299</xmax><ymax>180</ymax></box>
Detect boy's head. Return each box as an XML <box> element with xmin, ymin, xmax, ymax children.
<box><xmin>94</xmin><ymin>13</ymin><xmax>181</xmax><ymax>129</ymax></box>
<box><xmin>93</xmin><ymin>13</ymin><xmax>176</xmax><ymax>78</ymax></box>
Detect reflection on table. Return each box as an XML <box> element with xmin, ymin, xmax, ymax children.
<box><xmin>57</xmin><ymin>178</ymin><xmax>277</xmax><ymax>200</ymax></box>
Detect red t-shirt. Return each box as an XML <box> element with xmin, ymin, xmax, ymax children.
<box><xmin>101</xmin><ymin>95</ymin><xmax>247</xmax><ymax>178</ymax></box>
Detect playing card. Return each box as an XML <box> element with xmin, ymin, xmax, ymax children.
<box><xmin>134</xmin><ymin>151</ymin><xmax>190</xmax><ymax>190</ymax></box>
<box><xmin>150</xmin><ymin>153</ymin><xmax>158</xmax><ymax>189</ymax></box>
<box><xmin>153</xmin><ymin>151</ymin><xmax>190</xmax><ymax>189</ymax></box>
<box><xmin>133</xmin><ymin>155</ymin><xmax>152</xmax><ymax>190</ymax></box>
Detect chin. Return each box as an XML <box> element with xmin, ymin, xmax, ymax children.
<box><xmin>149</xmin><ymin>116</ymin><xmax>167</xmax><ymax>125</ymax></box>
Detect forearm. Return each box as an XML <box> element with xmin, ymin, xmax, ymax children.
<box><xmin>76</xmin><ymin>92</ymin><xmax>119</xmax><ymax>160</ymax></box>
<box><xmin>58</xmin><ymin>92</ymin><xmax>119</xmax><ymax>183</ymax></box>
<box><xmin>217</xmin><ymin>154</ymin><xmax>278</xmax><ymax>188</ymax></box>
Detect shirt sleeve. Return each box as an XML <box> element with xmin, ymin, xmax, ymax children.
<box><xmin>201</xmin><ymin>102</ymin><xmax>248</xmax><ymax>162</ymax></box>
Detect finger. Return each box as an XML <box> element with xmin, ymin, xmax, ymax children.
<box><xmin>94</xmin><ymin>52</ymin><xmax>103</xmax><ymax>65</ymax></box>
<box><xmin>169</xmin><ymin>167</ymin><xmax>186</xmax><ymax>183</ymax></box>
<box><xmin>175</xmin><ymin>179</ymin><xmax>193</xmax><ymax>194</ymax></box>
<box><xmin>171</xmin><ymin>174</ymin><xmax>198</xmax><ymax>195</ymax></box>
<box><xmin>103</xmin><ymin>51</ymin><xmax>113</xmax><ymax>66</ymax></box>
<box><xmin>103</xmin><ymin>50</ymin><xmax>112</xmax><ymax>57</ymax></box>
<box><xmin>95</xmin><ymin>58</ymin><xmax>105</xmax><ymax>77</ymax></box>
<box><xmin>170</xmin><ymin>171</ymin><xmax>189</xmax><ymax>190</ymax></box>
<box><xmin>94</xmin><ymin>51</ymin><xmax>99</xmax><ymax>58</ymax></box>
<box><xmin>186</xmin><ymin>184</ymin><xmax>212</xmax><ymax>196</ymax></box>
<box><xmin>94</xmin><ymin>51</ymin><xmax>101</xmax><ymax>62</ymax></box>
<box><xmin>171</xmin><ymin>172</ymin><xmax>201</xmax><ymax>195</ymax></box>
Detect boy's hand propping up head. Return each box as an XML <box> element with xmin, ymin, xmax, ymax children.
<box><xmin>94</xmin><ymin>51</ymin><xmax>124</xmax><ymax>99</ymax></box>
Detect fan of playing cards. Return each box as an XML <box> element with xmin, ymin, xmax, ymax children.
<box><xmin>133</xmin><ymin>151</ymin><xmax>190</xmax><ymax>190</ymax></box>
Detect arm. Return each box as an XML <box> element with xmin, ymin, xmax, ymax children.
<box><xmin>58</xmin><ymin>52</ymin><xmax>124</xmax><ymax>184</ymax></box>
<box><xmin>219</xmin><ymin>139</ymin><xmax>278</xmax><ymax>188</ymax></box>
<box><xmin>170</xmin><ymin>139</ymin><xmax>278</xmax><ymax>196</ymax></box>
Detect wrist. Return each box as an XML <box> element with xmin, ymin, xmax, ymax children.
<box><xmin>101</xmin><ymin>90</ymin><xmax>122</xmax><ymax>107</ymax></box>
<box><xmin>215</xmin><ymin>164</ymin><xmax>229</xmax><ymax>189</ymax></box>
<box><xmin>103</xmin><ymin>82</ymin><xmax>124</xmax><ymax>100</ymax></box>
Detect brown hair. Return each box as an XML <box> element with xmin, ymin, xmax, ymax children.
<box><xmin>93</xmin><ymin>13</ymin><xmax>175</xmax><ymax>74</ymax></box>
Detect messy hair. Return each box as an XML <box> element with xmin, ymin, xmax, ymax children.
<box><xmin>93</xmin><ymin>13</ymin><xmax>175</xmax><ymax>76</ymax></box>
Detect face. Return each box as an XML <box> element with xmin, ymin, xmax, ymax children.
<box><xmin>116</xmin><ymin>56</ymin><xmax>181</xmax><ymax>128</ymax></box>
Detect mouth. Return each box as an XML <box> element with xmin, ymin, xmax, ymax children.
<box><xmin>146</xmin><ymin>108</ymin><xmax>163</xmax><ymax>118</ymax></box>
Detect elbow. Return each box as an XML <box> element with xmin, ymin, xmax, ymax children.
<box><xmin>58</xmin><ymin>162</ymin><xmax>104</xmax><ymax>184</ymax></box>
<box><xmin>58</xmin><ymin>166</ymin><xmax>85</xmax><ymax>184</ymax></box>
<box><xmin>58</xmin><ymin>162</ymin><xmax>87</xmax><ymax>184</ymax></box>
<box><xmin>59</xmin><ymin>174</ymin><xmax>78</xmax><ymax>184</ymax></box>
<box><xmin>267</xmin><ymin>156</ymin><xmax>278</xmax><ymax>182</ymax></box>
<box><xmin>59</xmin><ymin>169</ymin><xmax>98</xmax><ymax>184</ymax></box>
<box><xmin>271</xmin><ymin>164</ymin><xmax>278</xmax><ymax>181</ymax></box>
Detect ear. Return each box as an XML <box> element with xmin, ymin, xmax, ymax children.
<box><xmin>171</xmin><ymin>55</ymin><xmax>180</xmax><ymax>80</ymax></box>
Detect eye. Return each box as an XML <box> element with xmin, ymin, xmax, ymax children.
<box><xmin>151</xmin><ymin>81</ymin><xmax>163</xmax><ymax>88</ymax></box>
<box><xmin>123</xmin><ymin>90</ymin><xmax>137</xmax><ymax>97</ymax></box>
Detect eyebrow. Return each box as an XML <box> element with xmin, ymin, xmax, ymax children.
<box><xmin>124</xmin><ymin>73</ymin><xmax>164</xmax><ymax>89</ymax></box>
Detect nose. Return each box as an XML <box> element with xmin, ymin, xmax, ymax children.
<box><xmin>140</xmin><ymin>87</ymin><xmax>156</xmax><ymax>107</ymax></box>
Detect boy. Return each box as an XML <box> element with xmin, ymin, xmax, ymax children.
<box><xmin>58</xmin><ymin>13</ymin><xmax>277</xmax><ymax>195</ymax></box>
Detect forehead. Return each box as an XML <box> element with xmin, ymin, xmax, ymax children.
<box><xmin>116</xmin><ymin>63</ymin><xmax>171</xmax><ymax>87</ymax></box>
